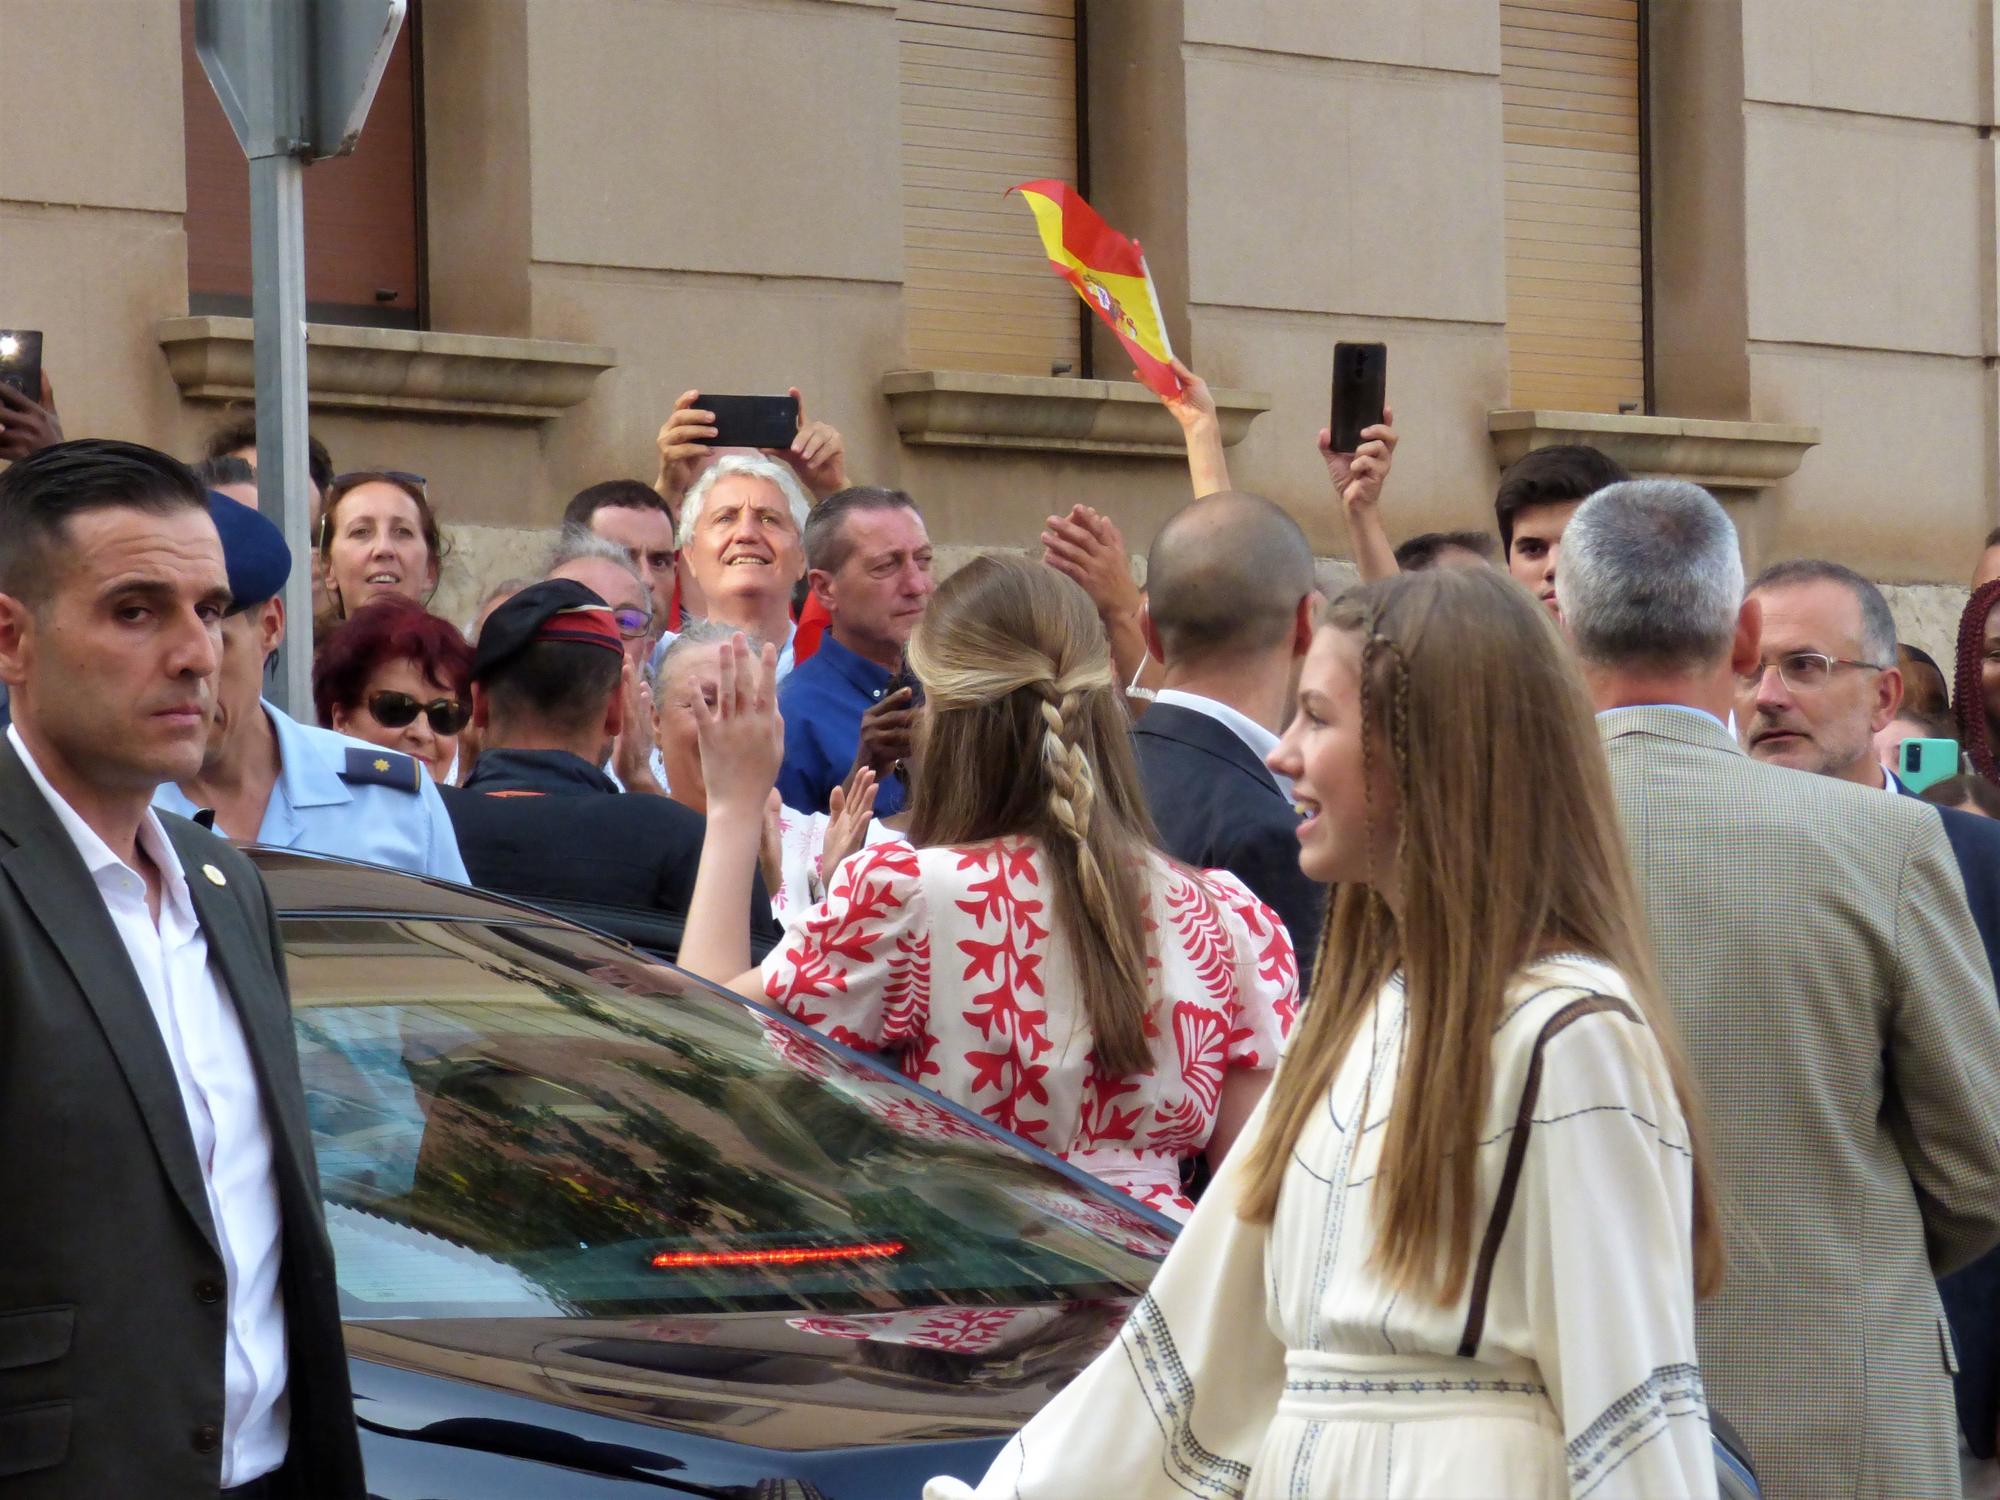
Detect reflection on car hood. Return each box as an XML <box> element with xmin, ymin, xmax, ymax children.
<box><xmin>348</xmin><ymin>1298</ymin><xmax>1133</xmax><ymax>1451</ymax></box>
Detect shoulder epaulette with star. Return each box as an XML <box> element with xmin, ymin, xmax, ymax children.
<box><xmin>339</xmin><ymin>745</ymin><xmax>422</xmax><ymax>793</ymax></box>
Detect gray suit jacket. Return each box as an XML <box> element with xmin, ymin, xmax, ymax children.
<box><xmin>0</xmin><ymin>737</ymin><xmax>363</xmax><ymax>1496</ymax></box>
<box><xmin>1600</xmin><ymin>707</ymin><xmax>2000</xmax><ymax>1500</ymax></box>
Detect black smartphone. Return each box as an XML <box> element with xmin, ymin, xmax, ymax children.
<box><xmin>885</xmin><ymin>663</ymin><xmax>925</xmax><ymax>710</ymax></box>
<box><xmin>1330</xmin><ymin>341</ymin><xmax>1387</xmax><ymax>454</ymax></box>
<box><xmin>0</xmin><ymin>331</ymin><xmax>43</xmax><ymax>401</ymax></box>
<box><xmin>702</xmin><ymin>393</ymin><xmax>800</xmax><ymax>451</ymax></box>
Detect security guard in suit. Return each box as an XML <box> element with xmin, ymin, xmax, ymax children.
<box><xmin>153</xmin><ymin>492</ymin><xmax>469</xmax><ymax>883</ymax></box>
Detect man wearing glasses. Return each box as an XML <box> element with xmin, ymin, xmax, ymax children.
<box><xmin>1734</xmin><ymin>557</ymin><xmax>2000</xmax><ymax>1496</ymax></box>
<box><xmin>154</xmin><ymin>494</ymin><xmax>469</xmax><ymax>884</ymax></box>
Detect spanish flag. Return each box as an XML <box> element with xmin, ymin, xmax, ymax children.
<box><xmin>1010</xmin><ymin>180</ymin><xmax>1184</xmax><ymax>399</ymax></box>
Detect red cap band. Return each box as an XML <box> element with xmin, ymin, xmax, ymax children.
<box><xmin>534</xmin><ymin>604</ymin><xmax>623</xmax><ymax>654</ymax></box>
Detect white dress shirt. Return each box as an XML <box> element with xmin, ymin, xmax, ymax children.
<box><xmin>9</xmin><ymin>726</ymin><xmax>290</xmax><ymax>1483</ymax></box>
<box><xmin>1152</xmin><ymin>688</ymin><xmax>1293</xmax><ymax>799</ymax></box>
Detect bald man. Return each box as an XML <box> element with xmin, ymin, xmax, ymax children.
<box><xmin>1134</xmin><ymin>491</ymin><xmax>1324</xmax><ymax>979</ymax></box>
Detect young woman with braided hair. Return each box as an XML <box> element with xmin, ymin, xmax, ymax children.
<box><xmin>927</xmin><ymin>565</ymin><xmax>1726</xmax><ymax>1500</ymax></box>
<box><xmin>1951</xmin><ymin>578</ymin><xmax>2000</xmax><ymax>784</ymax></box>
<box><xmin>677</xmin><ymin>553</ymin><xmax>1299</xmax><ymax>1220</ymax></box>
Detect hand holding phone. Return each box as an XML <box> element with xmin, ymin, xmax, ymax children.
<box><xmin>1899</xmin><ymin>737</ymin><xmax>1962</xmax><ymax>795</ymax></box>
<box><xmin>1330</xmin><ymin>342</ymin><xmax>1387</xmax><ymax>454</ymax></box>
<box><xmin>0</xmin><ymin>331</ymin><xmax>43</xmax><ymax>402</ymax></box>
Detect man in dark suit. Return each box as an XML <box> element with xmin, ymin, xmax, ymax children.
<box><xmin>1735</xmin><ymin>557</ymin><xmax>2000</xmax><ymax>1474</ymax></box>
<box><xmin>0</xmin><ymin>440</ymin><xmax>362</xmax><ymax>1497</ymax></box>
<box><xmin>1131</xmin><ymin>491</ymin><xmax>1324</xmax><ymax>980</ymax></box>
<box><xmin>445</xmin><ymin>579</ymin><xmax>777</xmax><ymax>952</ymax></box>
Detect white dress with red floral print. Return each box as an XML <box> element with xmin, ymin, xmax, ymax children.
<box><xmin>761</xmin><ymin>836</ymin><xmax>1300</xmax><ymax>1221</ymax></box>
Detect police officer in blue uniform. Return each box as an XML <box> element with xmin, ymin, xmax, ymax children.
<box><xmin>154</xmin><ymin>492</ymin><xmax>469</xmax><ymax>882</ymax></box>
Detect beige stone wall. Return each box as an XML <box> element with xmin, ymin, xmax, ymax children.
<box><xmin>5</xmin><ymin>0</ymin><xmax>1999</xmax><ymax>627</ymax></box>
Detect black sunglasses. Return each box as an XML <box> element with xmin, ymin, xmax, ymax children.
<box><xmin>366</xmin><ymin>691</ymin><xmax>470</xmax><ymax>736</ymax></box>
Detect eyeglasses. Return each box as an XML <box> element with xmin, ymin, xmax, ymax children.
<box><xmin>613</xmin><ymin>606</ymin><xmax>653</xmax><ymax>640</ymax></box>
<box><xmin>1737</xmin><ymin>651</ymin><xmax>1888</xmax><ymax>693</ymax></box>
<box><xmin>366</xmin><ymin>691</ymin><xmax>470</xmax><ymax>736</ymax></box>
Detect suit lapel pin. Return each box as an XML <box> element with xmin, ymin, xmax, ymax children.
<box><xmin>202</xmin><ymin>864</ymin><xmax>227</xmax><ymax>887</ymax></box>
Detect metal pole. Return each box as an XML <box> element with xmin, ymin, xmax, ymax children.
<box><xmin>248</xmin><ymin>151</ymin><xmax>314</xmax><ymax>719</ymax></box>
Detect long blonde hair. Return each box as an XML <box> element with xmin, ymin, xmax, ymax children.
<box><xmin>1240</xmin><ymin>568</ymin><xmax>1723</xmax><ymax>1302</ymax></box>
<box><xmin>906</xmin><ymin>555</ymin><xmax>1162</xmax><ymax>1076</ymax></box>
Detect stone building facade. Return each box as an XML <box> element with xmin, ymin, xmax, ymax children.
<box><xmin>5</xmin><ymin>0</ymin><xmax>1997</xmax><ymax>659</ymax></box>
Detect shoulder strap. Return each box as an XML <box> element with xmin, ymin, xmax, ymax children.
<box><xmin>1458</xmin><ymin>990</ymin><xmax>1639</xmax><ymax>1357</ymax></box>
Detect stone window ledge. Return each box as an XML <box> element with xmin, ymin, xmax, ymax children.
<box><xmin>157</xmin><ymin>316</ymin><xmax>615</xmax><ymax>421</ymax></box>
<box><xmin>883</xmin><ymin>369</ymin><xmax>1269</xmax><ymax>457</ymax></box>
<box><xmin>1488</xmin><ymin>409</ymin><xmax>1819</xmax><ymax>494</ymax></box>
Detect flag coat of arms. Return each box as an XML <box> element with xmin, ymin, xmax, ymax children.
<box><xmin>1009</xmin><ymin>179</ymin><xmax>1184</xmax><ymax>398</ymax></box>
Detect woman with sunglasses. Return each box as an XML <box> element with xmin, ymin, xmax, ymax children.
<box><xmin>319</xmin><ymin>470</ymin><xmax>448</xmax><ymax>623</ymax></box>
<box><xmin>313</xmin><ymin>596</ymin><xmax>474</xmax><ymax>784</ymax></box>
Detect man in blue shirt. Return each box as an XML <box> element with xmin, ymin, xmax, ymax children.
<box><xmin>154</xmin><ymin>492</ymin><xmax>468</xmax><ymax>882</ymax></box>
<box><xmin>776</xmin><ymin>486</ymin><xmax>935</xmax><ymax>816</ymax></box>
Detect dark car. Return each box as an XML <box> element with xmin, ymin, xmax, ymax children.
<box><xmin>258</xmin><ymin>850</ymin><xmax>1177</xmax><ymax>1499</ymax></box>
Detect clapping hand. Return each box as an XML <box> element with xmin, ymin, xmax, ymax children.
<box><xmin>692</xmin><ymin>634</ymin><xmax>784</xmax><ymax>818</ymax></box>
<box><xmin>821</xmin><ymin>765</ymin><xmax>879</xmax><ymax>885</ymax></box>
<box><xmin>1042</xmin><ymin>505</ymin><xmax>1142</xmax><ymax>627</ymax></box>
<box><xmin>611</xmin><ymin>658</ymin><xmax>665</xmax><ymax>797</ymax></box>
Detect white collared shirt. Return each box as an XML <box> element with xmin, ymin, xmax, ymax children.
<box><xmin>1152</xmin><ymin>689</ymin><xmax>1293</xmax><ymax>800</ymax></box>
<box><xmin>9</xmin><ymin>726</ymin><xmax>290</xmax><ymax>1483</ymax></box>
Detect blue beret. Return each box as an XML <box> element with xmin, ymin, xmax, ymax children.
<box><xmin>207</xmin><ymin>490</ymin><xmax>293</xmax><ymax>613</ymax></box>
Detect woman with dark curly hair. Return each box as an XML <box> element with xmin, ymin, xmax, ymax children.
<box><xmin>1950</xmin><ymin>579</ymin><xmax>2000</xmax><ymax>783</ymax></box>
<box><xmin>313</xmin><ymin>596</ymin><xmax>473</xmax><ymax>784</ymax></box>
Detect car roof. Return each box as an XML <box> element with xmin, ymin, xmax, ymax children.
<box><xmin>247</xmin><ymin>846</ymin><xmax>558</xmax><ymax>924</ymax></box>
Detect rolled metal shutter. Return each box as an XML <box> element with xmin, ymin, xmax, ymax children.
<box><xmin>898</xmin><ymin>0</ymin><xmax>1082</xmax><ymax>375</ymax></box>
<box><xmin>1501</xmin><ymin>0</ymin><xmax>1646</xmax><ymax>412</ymax></box>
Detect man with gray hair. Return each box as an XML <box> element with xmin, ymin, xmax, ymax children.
<box><xmin>1732</xmin><ymin>557</ymin><xmax>2000</xmax><ymax>1485</ymax></box>
<box><xmin>666</xmin><ymin>452</ymin><xmax>812</xmax><ymax>686</ymax></box>
<box><xmin>1559</xmin><ymin>479</ymin><xmax>2000</xmax><ymax>1500</ymax></box>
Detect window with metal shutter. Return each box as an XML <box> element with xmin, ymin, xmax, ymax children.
<box><xmin>179</xmin><ymin>0</ymin><xmax>424</xmax><ymax>329</ymax></box>
<box><xmin>898</xmin><ymin>0</ymin><xmax>1082</xmax><ymax>375</ymax></box>
<box><xmin>1501</xmin><ymin>0</ymin><xmax>1646</xmax><ymax>413</ymax></box>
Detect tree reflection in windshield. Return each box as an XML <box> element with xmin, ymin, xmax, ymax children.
<box><xmin>287</xmin><ymin>916</ymin><xmax>1171</xmax><ymax>1323</ymax></box>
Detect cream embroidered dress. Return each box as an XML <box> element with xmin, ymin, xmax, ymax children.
<box><xmin>926</xmin><ymin>955</ymin><xmax>1717</xmax><ymax>1500</ymax></box>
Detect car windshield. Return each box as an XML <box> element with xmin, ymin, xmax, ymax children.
<box><xmin>286</xmin><ymin>916</ymin><xmax>1173</xmax><ymax>1323</ymax></box>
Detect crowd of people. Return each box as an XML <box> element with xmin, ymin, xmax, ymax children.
<box><xmin>3</xmin><ymin>354</ymin><xmax>2000</xmax><ymax>1500</ymax></box>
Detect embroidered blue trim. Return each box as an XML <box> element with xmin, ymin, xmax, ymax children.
<box><xmin>1121</xmin><ymin>1293</ymin><xmax>1251</xmax><ymax>1498</ymax></box>
<box><xmin>1284</xmin><ymin>1374</ymin><xmax>1549</xmax><ymax>1398</ymax></box>
<box><xmin>1568</xmin><ymin>1362</ymin><xmax>1708</xmax><ymax>1497</ymax></box>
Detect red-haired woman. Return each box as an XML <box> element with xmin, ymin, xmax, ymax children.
<box><xmin>313</xmin><ymin>596</ymin><xmax>473</xmax><ymax>784</ymax></box>
<box><xmin>1952</xmin><ymin>579</ymin><xmax>2000</xmax><ymax>783</ymax></box>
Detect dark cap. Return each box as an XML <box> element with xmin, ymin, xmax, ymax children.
<box><xmin>207</xmin><ymin>490</ymin><xmax>292</xmax><ymax>613</ymax></box>
<box><xmin>472</xmin><ymin>577</ymin><xmax>623</xmax><ymax>683</ymax></box>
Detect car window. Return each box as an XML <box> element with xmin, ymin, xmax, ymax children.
<box><xmin>284</xmin><ymin>917</ymin><xmax>1173</xmax><ymax>1323</ymax></box>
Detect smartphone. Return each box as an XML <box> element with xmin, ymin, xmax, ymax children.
<box><xmin>702</xmin><ymin>393</ymin><xmax>800</xmax><ymax>451</ymax></box>
<box><xmin>1330</xmin><ymin>341</ymin><xmax>1387</xmax><ymax>454</ymax></box>
<box><xmin>1899</xmin><ymin>736</ymin><xmax>1962</xmax><ymax>795</ymax></box>
<box><xmin>885</xmin><ymin>663</ymin><xmax>925</xmax><ymax>710</ymax></box>
<box><xmin>0</xmin><ymin>331</ymin><xmax>43</xmax><ymax>401</ymax></box>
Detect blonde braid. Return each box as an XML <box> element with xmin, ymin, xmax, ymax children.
<box><xmin>1037</xmin><ymin>680</ymin><xmax>1106</xmax><ymax>898</ymax></box>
